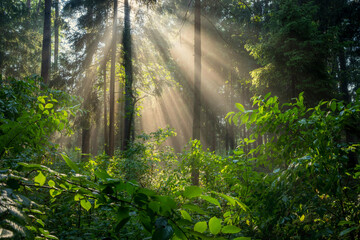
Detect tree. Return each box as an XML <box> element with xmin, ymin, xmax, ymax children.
<box><xmin>246</xmin><ymin>0</ymin><xmax>334</xmax><ymax>104</ymax></box>
<box><xmin>191</xmin><ymin>0</ymin><xmax>201</xmax><ymax>186</ymax></box>
<box><xmin>122</xmin><ymin>0</ymin><xmax>134</xmax><ymax>151</ymax></box>
<box><xmin>41</xmin><ymin>0</ymin><xmax>52</xmax><ymax>84</ymax></box>
<box><xmin>54</xmin><ymin>0</ymin><xmax>59</xmax><ymax>71</ymax></box>
<box><xmin>109</xmin><ymin>0</ymin><xmax>118</xmax><ymax>156</ymax></box>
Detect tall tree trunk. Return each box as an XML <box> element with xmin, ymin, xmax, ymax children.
<box><xmin>54</xmin><ymin>0</ymin><xmax>59</xmax><ymax>71</ymax></box>
<box><xmin>191</xmin><ymin>0</ymin><xmax>201</xmax><ymax>186</ymax></box>
<box><xmin>27</xmin><ymin>0</ymin><xmax>31</xmax><ymax>9</ymax></box>
<box><xmin>103</xmin><ymin>62</ymin><xmax>109</xmax><ymax>155</ymax></box>
<box><xmin>109</xmin><ymin>0</ymin><xmax>118</xmax><ymax>156</ymax></box>
<box><xmin>122</xmin><ymin>0</ymin><xmax>134</xmax><ymax>151</ymax></box>
<box><xmin>41</xmin><ymin>0</ymin><xmax>51</xmax><ymax>84</ymax></box>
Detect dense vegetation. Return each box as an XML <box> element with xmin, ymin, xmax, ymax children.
<box><xmin>1</xmin><ymin>0</ymin><xmax>360</xmax><ymax>239</ymax></box>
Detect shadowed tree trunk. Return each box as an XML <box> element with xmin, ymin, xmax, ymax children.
<box><xmin>192</xmin><ymin>0</ymin><xmax>201</xmax><ymax>186</ymax></box>
<box><xmin>109</xmin><ymin>0</ymin><xmax>118</xmax><ymax>156</ymax></box>
<box><xmin>27</xmin><ymin>0</ymin><xmax>31</xmax><ymax>9</ymax></box>
<box><xmin>54</xmin><ymin>0</ymin><xmax>59</xmax><ymax>71</ymax></box>
<box><xmin>122</xmin><ymin>0</ymin><xmax>134</xmax><ymax>151</ymax></box>
<box><xmin>41</xmin><ymin>0</ymin><xmax>51</xmax><ymax>84</ymax></box>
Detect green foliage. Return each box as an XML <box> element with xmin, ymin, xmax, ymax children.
<box><xmin>0</xmin><ymin>75</ymin><xmax>79</xmax><ymax>165</ymax></box>
<box><xmin>226</xmin><ymin>92</ymin><xmax>360</xmax><ymax>239</ymax></box>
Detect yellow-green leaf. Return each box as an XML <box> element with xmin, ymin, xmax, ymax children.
<box><xmin>200</xmin><ymin>195</ymin><xmax>220</xmax><ymax>207</ymax></box>
<box><xmin>222</xmin><ymin>225</ymin><xmax>241</xmax><ymax>234</ymax></box>
<box><xmin>80</xmin><ymin>199</ymin><xmax>91</xmax><ymax>211</ymax></box>
<box><xmin>209</xmin><ymin>217</ymin><xmax>221</xmax><ymax>235</ymax></box>
<box><xmin>48</xmin><ymin>180</ymin><xmax>55</xmax><ymax>187</ymax></box>
<box><xmin>183</xmin><ymin>186</ymin><xmax>202</xmax><ymax>198</ymax></box>
<box><xmin>180</xmin><ymin>210</ymin><xmax>192</xmax><ymax>222</ymax></box>
<box><xmin>194</xmin><ymin>221</ymin><xmax>207</xmax><ymax>233</ymax></box>
<box><xmin>45</xmin><ymin>103</ymin><xmax>53</xmax><ymax>109</ymax></box>
<box><xmin>34</xmin><ymin>171</ymin><xmax>46</xmax><ymax>186</ymax></box>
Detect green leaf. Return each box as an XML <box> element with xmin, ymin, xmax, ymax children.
<box><xmin>233</xmin><ymin>237</ymin><xmax>251</xmax><ymax>240</ymax></box>
<box><xmin>222</xmin><ymin>225</ymin><xmax>241</xmax><ymax>234</ymax></box>
<box><xmin>34</xmin><ymin>171</ymin><xmax>46</xmax><ymax>186</ymax></box>
<box><xmin>38</xmin><ymin>104</ymin><xmax>44</xmax><ymax>111</ymax></box>
<box><xmin>330</xmin><ymin>101</ymin><xmax>337</xmax><ymax>112</ymax></box>
<box><xmin>235</xmin><ymin>103</ymin><xmax>245</xmax><ymax>113</ymax></box>
<box><xmin>48</xmin><ymin>180</ymin><xmax>55</xmax><ymax>187</ymax></box>
<box><xmin>43</xmin><ymin>235</ymin><xmax>58</xmax><ymax>240</ymax></box>
<box><xmin>180</xmin><ymin>210</ymin><xmax>192</xmax><ymax>222</ymax></box>
<box><xmin>194</xmin><ymin>221</ymin><xmax>207</xmax><ymax>233</ymax></box>
<box><xmin>38</xmin><ymin>96</ymin><xmax>46</xmax><ymax>104</ymax></box>
<box><xmin>61</xmin><ymin>153</ymin><xmax>80</xmax><ymax>172</ymax></box>
<box><xmin>149</xmin><ymin>201</ymin><xmax>161</xmax><ymax>213</ymax></box>
<box><xmin>225</xmin><ymin>112</ymin><xmax>235</xmax><ymax>124</ymax></box>
<box><xmin>74</xmin><ymin>194</ymin><xmax>82</xmax><ymax>201</ymax></box>
<box><xmin>45</xmin><ymin>103</ymin><xmax>53</xmax><ymax>109</ymax></box>
<box><xmin>36</xmin><ymin>219</ymin><xmax>45</xmax><ymax>227</ymax></box>
<box><xmin>200</xmin><ymin>195</ymin><xmax>220</xmax><ymax>207</ymax></box>
<box><xmin>183</xmin><ymin>186</ymin><xmax>202</xmax><ymax>198</ymax></box>
<box><xmin>209</xmin><ymin>217</ymin><xmax>221</xmax><ymax>235</ymax></box>
<box><xmin>212</xmin><ymin>192</ymin><xmax>235</xmax><ymax>206</ymax></box>
<box><xmin>94</xmin><ymin>169</ymin><xmax>111</xmax><ymax>180</ymax></box>
<box><xmin>299</xmin><ymin>214</ymin><xmax>305</xmax><ymax>222</ymax></box>
<box><xmin>49</xmin><ymin>189</ymin><xmax>61</xmax><ymax>197</ymax></box>
<box><xmin>80</xmin><ymin>199</ymin><xmax>91</xmax><ymax>211</ymax></box>
<box><xmin>339</xmin><ymin>227</ymin><xmax>359</xmax><ymax>237</ymax></box>
<box><xmin>182</xmin><ymin>204</ymin><xmax>207</xmax><ymax>214</ymax></box>
<box><xmin>115</xmin><ymin>207</ymin><xmax>130</xmax><ymax>231</ymax></box>
<box><xmin>264</xmin><ymin>92</ymin><xmax>271</xmax><ymax>100</ymax></box>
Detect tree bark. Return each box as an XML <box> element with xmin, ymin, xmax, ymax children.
<box><xmin>191</xmin><ymin>0</ymin><xmax>201</xmax><ymax>186</ymax></box>
<box><xmin>54</xmin><ymin>0</ymin><xmax>59</xmax><ymax>71</ymax></box>
<box><xmin>122</xmin><ymin>0</ymin><xmax>134</xmax><ymax>151</ymax></box>
<box><xmin>41</xmin><ymin>0</ymin><xmax>51</xmax><ymax>84</ymax></box>
<box><xmin>109</xmin><ymin>0</ymin><xmax>118</xmax><ymax>156</ymax></box>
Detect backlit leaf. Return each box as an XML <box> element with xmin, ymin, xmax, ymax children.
<box><xmin>209</xmin><ymin>217</ymin><xmax>221</xmax><ymax>235</ymax></box>
<box><xmin>183</xmin><ymin>186</ymin><xmax>202</xmax><ymax>198</ymax></box>
<box><xmin>222</xmin><ymin>225</ymin><xmax>241</xmax><ymax>234</ymax></box>
<box><xmin>80</xmin><ymin>199</ymin><xmax>91</xmax><ymax>211</ymax></box>
<box><xmin>194</xmin><ymin>221</ymin><xmax>207</xmax><ymax>233</ymax></box>
<box><xmin>34</xmin><ymin>171</ymin><xmax>46</xmax><ymax>186</ymax></box>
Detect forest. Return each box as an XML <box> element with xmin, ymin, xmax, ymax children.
<box><xmin>1</xmin><ymin>0</ymin><xmax>360</xmax><ymax>239</ymax></box>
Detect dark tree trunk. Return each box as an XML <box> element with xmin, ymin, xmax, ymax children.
<box><xmin>122</xmin><ymin>0</ymin><xmax>134</xmax><ymax>151</ymax></box>
<box><xmin>81</xmin><ymin>123</ymin><xmax>91</xmax><ymax>160</ymax></box>
<box><xmin>27</xmin><ymin>0</ymin><xmax>31</xmax><ymax>9</ymax></box>
<box><xmin>91</xmin><ymin>111</ymin><xmax>100</xmax><ymax>156</ymax></box>
<box><xmin>109</xmin><ymin>0</ymin><xmax>118</xmax><ymax>156</ymax></box>
<box><xmin>54</xmin><ymin>0</ymin><xmax>59</xmax><ymax>71</ymax></box>
<box><xmin>41</xmin><ymin>0</ymin><xmax>51</xmax><ymax>84</ymax></box>
<box><xmin>191</xmin><ymin>0</ymin><xmax>201</xmax><ymax>186</ymax></box>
